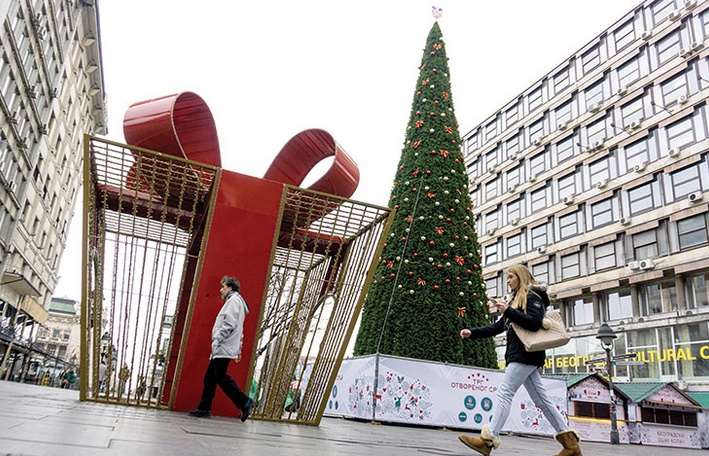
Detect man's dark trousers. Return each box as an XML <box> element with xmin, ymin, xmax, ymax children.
<box><xmin>196</xmin><ymin>357</ymin><xmax>250</xmax><ymax>411</ymax></box>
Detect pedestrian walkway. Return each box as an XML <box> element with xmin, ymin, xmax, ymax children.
<box><xmin>0</xmin><ymin>381</ymin><xmax>703</xmax><ymax>455</ymax></box>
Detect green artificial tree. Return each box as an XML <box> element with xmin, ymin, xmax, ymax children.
<box><xmin>354</xmin><ymin>22</ymin><xmax>497</xmax><ymax>368</ymax></box>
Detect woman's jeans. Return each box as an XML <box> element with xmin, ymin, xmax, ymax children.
<box><xmin>488</xmin><ymin>362</ymin><xmax>569</xmax><ymax>438</ymax></box>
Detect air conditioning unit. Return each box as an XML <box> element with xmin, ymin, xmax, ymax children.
<box><xmin>639</xmin><ymin>259</ymin><xmax>655</xmax><ymax>270</ymax></box>
<box><xmin>690</xmin><ymin>41</ymin><xmax>704</xmax><ymax>52</ymax></box>
<box><xmin>532</xmin><ymin>138</ymin><xmax>542</xmax><ymax>147</ymax></box>
<box><xmin>668</xmin><ymin>148</ymin><xmax>680</xmax><ymax>158</ymax></box>
<box><xmin>509</xmin><ymin>152</ymin><xmax>518</xmax><ymax>161</ymax></box>
<box><xmin>510</xmin><ymin>217</ymin><xmax>520</xmax><ymax>226</ymax></box>
<box><xmin>629</xmin><ymin>261</ymin><xmax>641</xmax><ymax>270</ymax></box>
<box><xmin>677</xmin><ymin>94</ymin><xmax>689</xmax><ymax>105</ymax></box>
<box><xmin>641</xmin><ymin>30</ymin><xmax>653</xmax><ymax>41</ymax></box>
<box><xmin>620</xmin><ymin>217</ymin><xmax>631</xmax><ymax>226</ymax></box>
<box><xmin>679</xmin><ymin>47</ymin><xmax>692</xmax><ymax>58</ymax></box>
<box><xmin>593</xmin><ymin>139</ymin><xmax>604</xmax><ymax>150</ymax></box>
<box><xmin>634</xmin><ymin>162</ymin><xmax>647</xmax><ymax>172</ymax></box>
<box><xmin>537</xmin><ymin>246</ymin><xmax>547</xmax><ymax>254</ymax></box>
<box><xmin>669</xmin><ymin>10</ymin><xmax>681</xmax><ymax>21</ymax></box>
<box><xmin>685</xmin><ymin>0</ymin><xmax>697</xmax><ymax>10</ymax></box>
<box><xmin>529</xmin><ymin>173</ymin><xmax>538</xmax><ymax>183</ymax></box>
<box><xmin>688</xmin><ymin>191</ymin><xmax>703</xmax><ymax>203</ymax></box>
<box><xmin>486</xmin><ymin>228</ymin><xmax>497</xmax><ymax>236</ymax></box>
<box><xmin>558</xmin><ymin>121</ymin><xmax>569</xmax><ymax>131</ymax></box>
<box><xmin>617</xmin><ymin>85</ymin><xmax>629</xmax><ymax>96</ymax></box>
<box><xmin>562</xmin><ymin>195</ymin><xmax>575</xmax><ymax>205</ymax></box>
<box><xmin>589</xmin><ymin>102</ymin><xmax>603</xmax><ymax>113</ymax></box>
<box><xmin>488</xmin><ymin>165</ymin><xmax>498</xmax><ymax>175</ymax></box>
<box><xmin>508</xmin><ymin>184</ymin><xmax>518</xmax><ymax>194</ymax></box>
<box><xmin>628</xmin><ymin>120</ymin><xmax>642</xmax><ymax>130</ymax></box>
<box><xmin>596</xmin><ymin>178</ymin><xmax>609</xmax><ymax>189</ymax></box>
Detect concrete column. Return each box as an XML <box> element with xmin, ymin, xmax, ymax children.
<box><xmin>593</xmin><ymin>293</ymin><xmax>601</xmax><ymax>323</ymax></box>
<box><xmin>675</xmin><ymin>274</ymin><xmax>687</xmax><ymax>314</ymax></box>
<box><xmin>631</xmin><ymin>285</ymin><xmax>640</xmax><ymax>318</ymax></box>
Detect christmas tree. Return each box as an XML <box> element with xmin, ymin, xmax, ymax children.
<box><xmin>354</xmin><ymin>21</ymin><xmax>497</xmax><ymax>368</ymax></box>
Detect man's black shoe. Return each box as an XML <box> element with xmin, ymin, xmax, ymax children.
<box><xmin>240</xmin><ymin>398</ymin><xmax>254</xmax><ymax>422</ymax></box>
<box><xmin>188</xmin><ymin>409</ymin><xmax>211</xmax><ymax>418</ymax></box>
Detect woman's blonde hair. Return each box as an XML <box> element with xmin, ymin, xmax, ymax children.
<box><xmin>507</xmin><ymin>264</ymin><xmax>537</xmax><ymax>311</ymax></box>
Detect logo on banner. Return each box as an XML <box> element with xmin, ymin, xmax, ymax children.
<box><xmin>458</xmin><ymin>412</ymin><xmax>467</xmax><ymax>422</ymax></box>
<box><xmin>464</xmin><ymin>395</ymin><xmax>476</xmax><ymax>410</ymax></box>
<box><xmin>481</xmin><ymin>397</ymin><xmax>493</xmax><ymax>411</ymax></box>
<box><xmin>474</xmin><ymin>413</ymin><xmax>483</xmax><ymax>424</ymax></box>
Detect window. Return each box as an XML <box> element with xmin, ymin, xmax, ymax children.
<box><xmin>553</xmin><ymin>66</ymin><xmax>570</xmax><ymax>93</ymax></box>
<box><xmin>559</xmin><ymin>211</ymin><xmax>581</xmax><ymax>239</ymax></box>
<box><xmin>589</xmin><ymin>156</ymin><xmax>611</xmax><ymax>187</ymax></box>
<box><xmin>528</xmin><ymin>85</ymin><xmax>543</xmax><ymax>112</ymax></box>
<box><xmin>555</xmin><ymin>136</ymin><xmax>575</xmax><ymax>164</ymax></box>
<box><xmin>529</xmin><ymin>149</ymin><xmax>549</xmax><ymax>177</ymax></box>
<box><xmin>531</xmin><ymin>261</ymin><xmax>551</xmax><ymax>284</ymax></box>
<box><xmin>633</xmin><ymin>229</ymin><xmax>659</xmax><ymax>258</ymax></box>
<box><xmin>656</xmin><ymin>30</ymin><xmax>681</xmax><ymax>66</ymax></box>
<box><xmin>555</xmin><ymin>100</ymin><xmax>573</xmax><ymax>128</ymax></box>
<box><xmin>617</xmin><ymin>55</ymin><xmax>642</xmax><ymax>88</ymax></box>
<box><xmin>530</xmin><ymin>222</ymin><xmax>550</xmax><ymax>249</ymax></box>
<box><xmin>677</xmin><ymin>214</ymin><xmax>708</xmax><ymax>249</ymax></box>
<box><xmin>505</xmin><ymin>133</ymin><xmax>522</xmax><ymax>158</ymax></box>
<box><xmin>576</xmin><ymin>401</ymin><xmax>611</xmax><ymax>419</ymax></box>
<box><xmin>506</xmin><ymin>197</ymin><xmax>525</xmax><ymax>223</ymax></box>
<box><xmin>585</xmin><ymin>80</ymin><xmax>605</xmax><ymax>109</ymax></box>
<box><xmin>485</xmin><ymin>179</ymin><xmax>499</xmax><ymax>202</ymax></box>
<box><xmin>628</xmin><ymin>181</ymin><xmax>656</xmax><ymax>215</ymax></box>
<box><xmin>485</xmin><ymin>148</ymin><xmax>499</xmax><ymax>169</ymax></box>
<box><xmin>668</xmin><ymin>163</ymin><xmax>702</xmax><ymax>200</ymax></box>
<box><xmin>661</xmin><ymin>71</ymin><xmax>690</xmax><ymax>107</ymax></box>
<box><xmin>558</xmin><ymin>173</ymin><xmax>577</xmax><ymax>201</ymax></box>
<box><xmin>594</xmin><ymin>242</ymin><xmax>617</xmax><ymax>271</ymax></box>
<box><xmin>641</xmin><ymin>407</ymin><xmax>698</xmax><ymax>427</ymax></box>
<box><xmin>613</xmin><ymin>18</ymin><xmax>635</xmax><ymax>52</ymax></box>
<box><xmin>467</xmin><ymin>131</ymin><xmax>479</xmax><ymax>155</ymax></box>
<box><xmin>570</xmin><ymin>297</ymin><xmax>594</xmax><ymax>325</ymax></box>
<box><xmin>505</xmin><ymin>165</ymin><xmax>522</xmax><ymax>191</ymax></box>
<box><xmin>561</xmin><ymin>252</ymin><xmax>581</xmax><ymax>279</ymax></box>
<box><xmin>586</xmin><ymin>117</ymin><xmax>608</xmax><ymax>146</ymax></box>
<box><xmin>485</xmin><ymin>119</ymin><xmax>498</xmax><ymax>142</ymax></box>
<box><xmin>590</xmin><ymin>198</ymin><xmax>614</xmax><ymax>228</ymax></box>
<box><xmin>530</xmin><ymin>184</ymin><xmax>550</xmax><ymax>213</ymax></box>
<box><xmin>484</xmin><ymin>243</ymin><xmax>499</xmax><ymax>265</ymax></box>
<box><xmin>581</xmin><ymin>45</ymin><xmax>601</xmax><ymax>75</ymax></box>
<box><xmin>486</xmin><ymin>276</ymin><xmax>500</xmax><ymax>298</ymax></box>
<box><xmin>529</xmin><ymin>118</ymin><xmax>545</xmax><ymax>143</ymax></box>
<box><xmin>650</xmin><ymin>0</ymin><xmax>678</xmax><ymax>25</ymax></box>
<box><xmin>686</xmin><ymin>273</ymin><xmax>709</xmax><ymax>309</ymax></box>
<box><xmin>506</xmin><ymin>233</ymin><xmax>523</xmax><ymax>258</ymax></box>
<box><xmin>505</xmin><ymin>103</ymin><xmax>519</xmax><ymax>127</ymax></box>
<box><xmin>467</xmin><ymin>159</ymin><xmax>479</xmax><ymax>181</ymax></box>
<box><xmin>624</xmin><ymin>137</ymin><xmax>650</xmax><ymax>170</ymax></box>
<box><xmin>484</xmin><ymin>208</ymin><xmax>500</xmax><ymax>233</ymax></box>
<box><xmin>606</xmin><ymin>289</ymin><xmax>633</xmax><ymax>320</ymax></box>
<box><xmin>701</xmin><ymin>8</ymin><xmax>709</xmax><ymax>38</ymax></box>
<box><xmin>620</xmin><ymin>96</ymin><xmax>645</xmax><ymax>127</ymax></box>
<box><xmin>666</xmin><ymin>115</ymin><xmax>697</xmax><ymax>152</ymax></box>
<box><xmin>641</xmin><ymin>281</ymin><xmax>677</xmax><ymax>315</ymax></box>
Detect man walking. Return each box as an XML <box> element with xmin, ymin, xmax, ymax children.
<box><xmin>188</xmin><ymin>276</ymin><xmax>254</xmax><ymax>421</ymax></box>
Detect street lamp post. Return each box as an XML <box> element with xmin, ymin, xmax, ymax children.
<box><xmin>597</xmin><ymin>323</ymin><xmax>620</xmax><ymax>445</ymax></box>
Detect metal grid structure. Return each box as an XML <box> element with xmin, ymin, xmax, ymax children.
<box><xmin>252</xmin><ymin>187</ymin><xmax>393</xmax><ymax>424</ymax></box>
<box><xmin>81</xmin><ymin>135</ymin><xmax>217</xmax><ymax>407</ymax></box>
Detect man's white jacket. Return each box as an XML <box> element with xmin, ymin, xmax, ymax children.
<box><xmin>211</xmin><ymin>291</ymin><xmax>249</xmax><ymax>359</ymax></box>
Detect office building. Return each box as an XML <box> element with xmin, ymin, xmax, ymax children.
<box><xmin>464</xmin><ymin>0</ymin><xmax>709</xmax><ymax>390</ymax></box>
<box><xmin>0</xmin><ymin>0</ymin><xmax>105</xmax><ymax>379</ymax></box>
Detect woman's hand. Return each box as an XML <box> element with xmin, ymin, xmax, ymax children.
<box><xmin>460</xmin><ymin>329</ymin><xmax>471</xmax><ymax>339</ymax></box>
<box><xmin>494</xmin><ymin>299</ymin><xmax>509</xmax><ymax>314</ymax></box>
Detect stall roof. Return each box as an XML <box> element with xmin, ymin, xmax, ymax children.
<box><xmin>614</xmin><ymin>381</ymin><xmax>703</xmax><ymax>408</ymax></box>
<box><xmin>686</xmin><ymin>392</ymin><xmax>709</xmax><ymax>409</ymax></box>
<box><xmin>544</xmin><ymin>372</ymin><xmax>596</xmax><ymax>388</ymax></box>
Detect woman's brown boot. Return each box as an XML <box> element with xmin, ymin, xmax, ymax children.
<box><xmin>553</xmin><ymin>430</ymin><xmax>583</xmax><ymax>456</ymax></box>
<box><xmin>458</xmin><ymin>424</ymin><xmax>500</xmax><ymax>456</ymax></box>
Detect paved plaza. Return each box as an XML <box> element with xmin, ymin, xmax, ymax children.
<box><xmin>0</xmin><ymin>381</ymin><xmax>704</xmax><ymax>455</ymax></box>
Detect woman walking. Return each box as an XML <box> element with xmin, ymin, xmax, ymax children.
<box><xmin>458</xmin><ymin>264</ymin><xmax>583</xmax><ymax>456</ymax></box>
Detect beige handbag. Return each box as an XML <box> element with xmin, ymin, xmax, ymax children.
<box><xmin>510</xmin><ymin>309</ymin><xmax>570</xmax><ymax>351</ymax></box>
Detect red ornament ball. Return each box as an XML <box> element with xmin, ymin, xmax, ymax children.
<box><xmin>401</xmin><ymin>237</ymin><xmax>407</xmax><ymax>241</ymax></box>
<box><xmin>426</xmin><ymin>170</ymin><xmax>431</xmax><ymax>175</ymax></box>
<box><xmin>390</xmin><ymin>273</ymin><xmax>395</xmax><ymax>278</ymax></box>
<box><xmin>412</xmin><ymin>188</ymin><xmax>417</xmax><ymax>192</ymax></box>
<box><xmin>467</xmin><ymin>269</ymin><xmax>472</xmax><ymax>274</ymax></box>
<box><xmin>445</xmin><ymin>279</ymin><xmax>451</xmax><ymax>284</ymax></box>
<box><xmin>446</xmin><ymin>218</ymin><xmax>451</xmax><ymax>223</ymax></box>
<box><xmin>455</xmin><ymin>159</ymin><xmax>459</xmax><ymax>163</ymax></box>
<box><xmin>394</xmin><ymin>205</ymin><xmax>399</xmax><ymax>209</ymax></box>
<box><xmin>434</xmin><ymin>285</ymin><xmax>440</xmax><ymax>290</ymax></box>
<box><xmin>408</xmin><ymin>271</ymin><xmax>414</xmax><ymax>277</ymax></box>
<box><xmin>443</xmin><ymin>253</ymin><xmax>449</xmax><ymax>258</ymax></box>
<box><xmin>429</xmin><ymin>240</ymin><xmax>435</xmax><ymax>246</ymax></box>
<box><xmin>456</xmin><ymin>276</ymin><xmax>461</xmax><ymax>281</ymax></box>
<box><xmin>413</xmin><ymin>252</ymin><xmax>418</xmax><ymax>257</ymax></box>
<box><xmin>437</xmin><ymin>264</ymin><xmax>443</xmax><ymax>269</ymax></box>
<box><xmin>381</xmin><ymin>260</ymin><xmax>387</xmax><ymax>265</ymax></box>
<box><xmin>449</xmin><ymin>208</ymin><xmax>455</xmax><ymax>213</ymax></box>
<box><xmin>399</xmin><ymin>166</ymin><xmax>404</xmax><ymax>170</ymax></box>
<box><xmin>455</xmin><ymin>236</ymin><xmax>460</xmax><ymax>240</ymax></box>
<box><xmin>434</xmin><ymin>100</ymin><xmax>439</xmax><ymax>105</ymax></box>
<box><xmin>416</xmin><ymin>111</ymin><xmax>421</xmax><ymax>115</ymax></box>
<box><xmin>473</xmin><ymin>264</ymin><xmax>479</xmax><ymax>270</ymax></box>
<box><xmin>430</xmin><ymin>150</ymin><xmax>437</xmax><ymax>155</ymax></box>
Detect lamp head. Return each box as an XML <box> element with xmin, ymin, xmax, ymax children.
<box><xmin>597</xmin><ymin>322</ymin><xmax>617</xmax><ymax>350</ymax></box>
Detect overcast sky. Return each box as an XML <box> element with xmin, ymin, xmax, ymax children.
<box><xmin>54</xmin><ymin>0</ymin><xmax>641</xmax><ymax>299</ymax></box>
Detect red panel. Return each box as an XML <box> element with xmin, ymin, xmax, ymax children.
<box><xmin>263</xmin><ymin>129</ymin><xmax>360</xmax><ymax>198</ymax></box>
<box><xmin>172</xmin><ymin>170</ymin><xmax>284</xmax><ymax>417</ymax></box>
<box><xmin>123</xmin><ymin>92</ymin><xmax>221</xmax><ymax>167</ymax></box>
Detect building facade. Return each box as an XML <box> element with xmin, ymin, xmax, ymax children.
<box><xmin>464</xmin><ymin>0</ymin><xmax>709</xmax><ymax>391</ymax></box>
<box><xmin>0</xmin><ymin>0</ymin><xmax>105</xmax><ymax>380</ymax></box>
